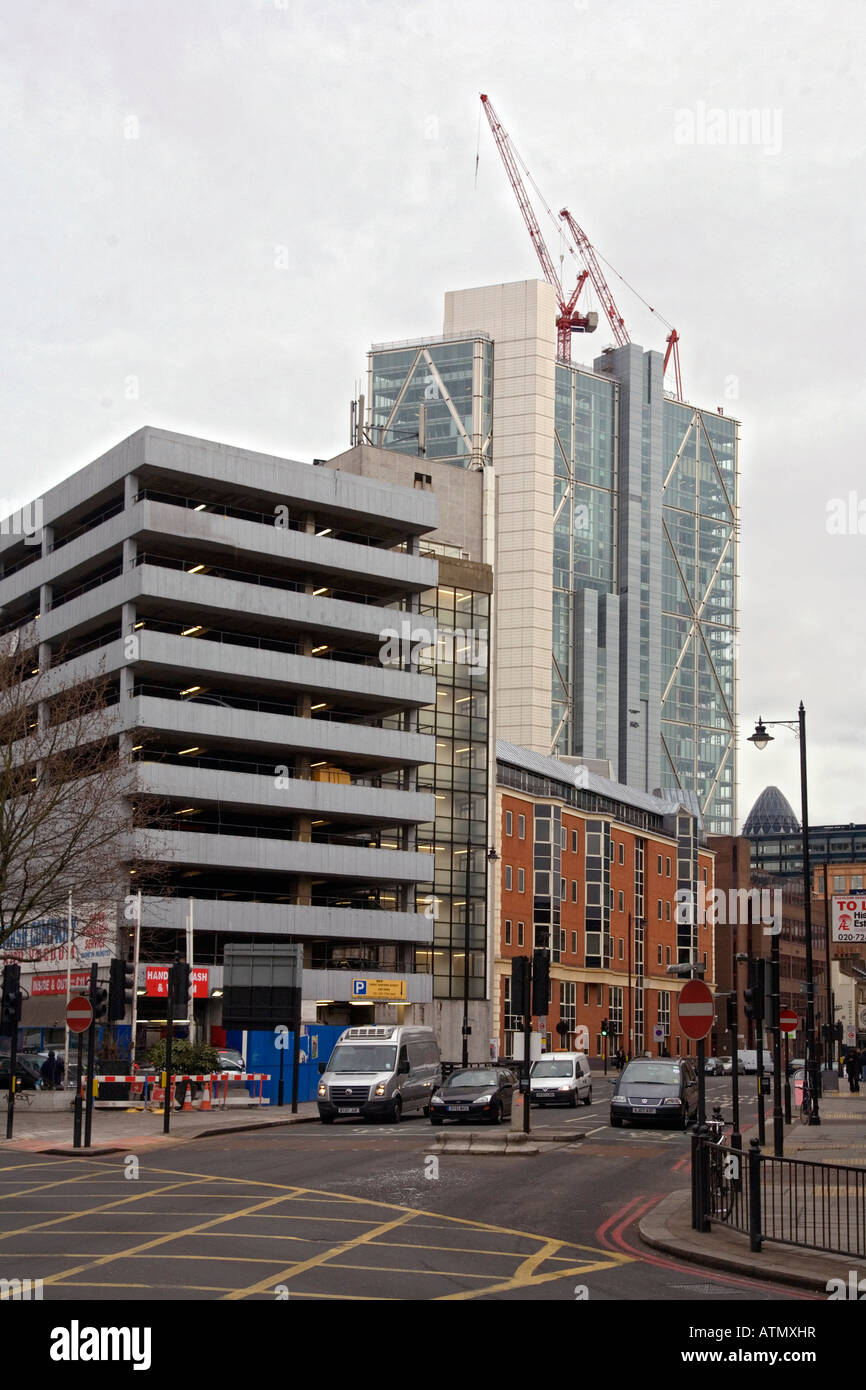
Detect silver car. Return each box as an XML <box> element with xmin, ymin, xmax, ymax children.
<box><xmin>720</xmin><ymin>1054</ymin><xmax>745</xmax><ymax>1075</ymax></box>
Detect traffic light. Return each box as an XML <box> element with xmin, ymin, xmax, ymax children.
<box><xmin>511</xmin><ymin>956</ymin><xmax>530</xmax><ymax>1017</ymax></box>
<box><xmin>531</xmin><ymin>948</ymin><xmax>550</xmax><ymax>1017</ymax></box>
<box><xmin>91</xmin><ymin>981</ymin><xmax>108</xmax><ymax>1022</ymax></box>
<box><xmin>744</xmin><ymin>959</ymin><xmax>764</xmax><ymax>1022</ymax></box>
<box><xmin>108</xmin><ymin>958</ymin><xmax>136</xmax><ymax>1021</ymax></box>
<box><xmin>0</xmin><ymin>964</ymin><xmax>21</xmax><ymax>1037</ymax></box>
<box><xmin>600</xmin><ymin>1018</ymin><xmax>609</xmax><ymax>1037</ymax></box>
<box><xmin>170</xmin><ymin>962</ymin><xmax>191</xmax><ymax>1014</ymax></box>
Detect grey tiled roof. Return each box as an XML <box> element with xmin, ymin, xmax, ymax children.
<box><xmin>495</xmin><ymin>740</ymin><xmax>703</xmax><ymax>825</ymax></box>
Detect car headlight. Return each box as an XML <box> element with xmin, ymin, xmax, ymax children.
<box><xmin>662</xmin><ymin>1097</ymin><xmax>682</xmax><ymax>1106</ymax></box>
<box><xmin>317</xmin><ymin>1082</ymin><xmax>326</xmax><ymax>1098</ymax></box>
<box><xmin>374</xmin><ymin>1082</ymin><xmax>386</xmax><ymax>1096</ymax></box>
<box><xmin>557</xmin><ymin>1085</ymin><xmax>572</xmax><ymax>1092</ymax></box>
<box><xmin>611</xmin><ymin>1095</ymin><xmax>628</xmax><ymax>1105</ymax></box>
<box><xmin>474</xmin><ymin>1094</ymin><xmax>492</xmax><ymax>1105</ymax></box>
<box><xmin>431</xmin><ymin>1093</ymin><xmax>445</xmax><ymax>1105</ymax></box>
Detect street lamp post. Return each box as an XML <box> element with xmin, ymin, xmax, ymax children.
<box><xmin>748</xmin><ymin>704</ymin><xmax>820</xmax><ymax>1125</ymax></box>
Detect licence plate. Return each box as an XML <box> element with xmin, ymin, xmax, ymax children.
<box><xmin>339</xmin><ymin>1107</ymin><xmax>360</xmax><ymax>1114</ymax></box>
<box><xmin>449</xmin><ymin>1105</ymin><xmax>470</xmax><ymax>1112</ymax></box>
<box><xmin>635</xmin><ymin>1106</ymin><xmax>656</xmax><ymax>1114</ymax></box>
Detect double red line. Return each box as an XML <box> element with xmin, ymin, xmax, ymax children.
<box><xmin>595</xmin><ymin>1194</ymin><xmax>817</xmax><ymax>1298</ymax></box>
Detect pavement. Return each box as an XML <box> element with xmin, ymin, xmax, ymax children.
<box><xmin>0</xmin><ymin>1097</ymin><xmax>321</xmax><ymax>1154</ymax></box>
<box><xmin>639</xmin><ymin>1076</ymin><xmax>866</xmax><ymax>1291</ymax></box>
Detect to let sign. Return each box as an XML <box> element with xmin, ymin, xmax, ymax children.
<box><xmin>832</xmin><ymin>896</ymin><xmax>866</xmax><ymax>943</ymax></box>
<box><xmin>676</xmin><ymin>980</ymin><xmax>715</xmax><ymax>1041</ymax></box>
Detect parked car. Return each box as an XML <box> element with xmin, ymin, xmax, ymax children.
<box><xmin>215</xmin><ymin>1049</ymin><xmax>246</xmax><ymax>1074</ymax></box>
<box><xmin>0</xmin><ymin>1054</ymin><xmax>43</xmax><ymax>1090</ymax></box>
<box><xmin>530</xmin><ymin>1053</ymin><xmax>593</xmax><ymax>1107</ymax></box>
<box><xmin>430</xmin><ymin>1067</ymin><xmax>514</xmax><ymax>1125</ymax></box>
<box><xmin>610</xmin><ymin>1058</ymin><xmax>699</xmax><ymax>1129</ymax></box>
<box><xmin>704</xmin><ymin>1057</ymin><xmax>724</xmax><ymax>1076</ymax></box>
<box><xmin>317</xmin><ymin>1024</ymin><xmax>441</xmax><ymax>1123</ymax></box>
<box><xmin>720</xmin><ymin>1055</ymin><xmax>745</xmax><ymax>1075</ymax></box>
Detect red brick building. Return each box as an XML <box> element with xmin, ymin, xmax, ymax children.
<box><xmin>494</xmin><ymin>744</ymin><xmax>715</xmax><ymax>1060</ymax></box>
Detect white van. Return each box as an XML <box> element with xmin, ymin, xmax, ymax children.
<box><xmin>317</xmin><ymin>1024</ymin><xmax>441</xmax><ymax>1123</ymax></box>
<box><xmin>529</xmin><ymin>1052</ymin><xmax>593</xmax><ymax>1107</ymax></box>
<box><xmin>738</xmin><ymin>1050</ymin><xmax>773</xmax><ymax>1074</ymax></box>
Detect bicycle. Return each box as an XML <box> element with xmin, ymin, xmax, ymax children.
<box><xmin>703</xmin><ymin>1104</ymin><xmax>736</xmax><ymax>1223</ymax></box>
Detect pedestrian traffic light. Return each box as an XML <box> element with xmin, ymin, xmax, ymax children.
<box><xmin>0</xmin><ymin>963</ymin><xmax>21</xmax><ymax>1037</ymax></box>
<box><xmin>511</xmin><ymin>956</ymin><xmax>530</xmax><ymax>1017</ymax></box>
<box><xmin>170</xmin><ymin>962</ymin><xmax>191</xmax><ymax>1014</ymax></box>
<box><xmin>108</xmin><ymin>958</ymin><xmax>136</xmax><ymax>1021</ymax></box>
<box><xmin>531</xmin><ymin>948</ymin><xmax>550</xmax><ymax>1016</ymax></box>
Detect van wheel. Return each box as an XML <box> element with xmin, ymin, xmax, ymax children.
<box><xmin>610</xmin><ymin>1116</ymin><xmax>623</xmax><ymax>1127</ymax></box>
<box><xmin>389</xmin><ymin>1097</ymin><xmax>402</xmax><ymax>1124</ymax></box>
<box><xmin>569</xmin><ymin>1091</ymin><xmax>578</xmax><ymax>1108</ymax></box>
<box><xmin>583</xmin><ymin>1087</ymin><xmax>592</xmax><ymax>1106</ymax></box>
<box><xmin>321</xmin><ymin>1115</ymin><xmax>335</xmax><ymax>1125</ymax></box>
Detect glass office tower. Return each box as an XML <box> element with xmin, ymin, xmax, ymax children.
<box><xmin>368</xmin><ymin>283</ymin><xmax>739</xmax><ymax>835</ymax></box>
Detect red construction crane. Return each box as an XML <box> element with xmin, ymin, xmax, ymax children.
<box><xmin>558</xmin><ymin>208</ymin><xmax>629</xmax><ymax>349</ymax></box>
<box><xmin>663</xmin><ymin>329</ymin><xmax>683</xmax><ymax>401</ymax></box>
<box><xmin>480</xmin><ymin>94</ymin><xmax>596</xmax><ymax>362</ymax></box>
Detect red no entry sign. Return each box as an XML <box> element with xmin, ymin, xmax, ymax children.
<box><xmin>676</xmin><ymin>980</ymin><xmax>715</xmax><ymax>1040</ymax></box>
<box><xmin>779</xmin><ymin>1008</ymin><xmax>799</xmax><ymax>1034</ymax></box>
<box><xmin>66</xmin><ymin>995</ymin><xmax>93</xmax><ymax>1034</ymax></box>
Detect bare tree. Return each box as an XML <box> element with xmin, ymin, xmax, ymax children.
<box><xmin>0</xmin><ymin>635</ymin><xmax>167</xmax><ymax>946</ymax></box>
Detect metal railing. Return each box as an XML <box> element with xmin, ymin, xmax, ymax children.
<box><xmin>693</xmin><ymin>1133</ymin><xmax>866</xmax><ymax>1259</ymax></box>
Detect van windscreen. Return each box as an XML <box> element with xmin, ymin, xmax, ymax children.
<box><xmin>328</xmin><ymin>1045</ymin><xmax>397</xmax><ymax>1073</ymax></box>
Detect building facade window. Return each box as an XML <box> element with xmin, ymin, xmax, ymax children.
<box><xmin>560</xmin><ymin>980</ymin><xmax>576</xmax><ymax>1034</ymax></box>
<box><xmin>517</xmin><ymin>922</ymin><xmax>525</xmax><ymax>946</ymax></box>
<box><xmin>506</xmin><ymin>810</ymin><xmax>513</xmax><ymax>837</ymax></box>
<box><xmin>518</xmin><ymin>868</ymin><xmax>525</xmax><ymax>893</ymax></box>
<box><xmin>505</xmin><ymin>866</ymin><xmax>512</xmax><ymax>891</ymax></box>
<box><xmin>504</xmin><ymin>920</ymin><xmax>512</xmax><ymax>945</ymax></box>
<box><xmin>518</xmin><ymin>814</ymin><xmax>526</xmax><ymax>839</ymax></box>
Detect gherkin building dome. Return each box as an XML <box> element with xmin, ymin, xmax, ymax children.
<box><xmin>743</xmin><ymin>785</ymin><xmax>800</xmax><ymax>837</ymax></box>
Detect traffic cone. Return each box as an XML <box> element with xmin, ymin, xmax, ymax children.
<box><xmin>181</xmin><ymin>1081</ymin><xmax>193</xmax><ymax>1112</ymax></box>
<box><xmin>199</xmin><ymin>1080</ymin><xmax>212</xmax><ymax>1112</ymax></box>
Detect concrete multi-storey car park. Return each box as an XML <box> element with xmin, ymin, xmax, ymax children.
<box><xmin>0</xmin><ymin>426</ymin><xmax>448</xmax><ymax>1035</ymax></box>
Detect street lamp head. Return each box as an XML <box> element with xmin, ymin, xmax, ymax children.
<box><xmin>748</xmin><ymin>717</ymin><xmax>773</xmax><ymax>752</ymax></box>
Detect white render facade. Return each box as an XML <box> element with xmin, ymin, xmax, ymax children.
<box><xmin>0</xmin><ymin>427</ymin><xmax>445</xmax><ymax>1022</ymax></box>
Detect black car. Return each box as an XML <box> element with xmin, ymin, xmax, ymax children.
<box><xmin>0</xmin><ymin>1054</ymin><xmax>43</xmax><ymax>1090</ymax></box>
<box><xmin>430</xmin><ymin>1068</ymin><xmax>514</xmax><ymax>1125</ymax></box>
<box><xmin>610</xmin><ymin>1058</ymin><xmax>698</xmax><ymax>1129</ymax></box>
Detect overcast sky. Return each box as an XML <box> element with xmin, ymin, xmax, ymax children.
<box><xmin>2</xmin><ymin>0</ymin><xmax>864</xmax><ymax>832</ymax></box>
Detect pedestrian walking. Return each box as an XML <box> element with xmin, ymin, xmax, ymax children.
<box><xmin>844</xmin><ymin>1047</ymin><xmax>860</xmax><ymax>1093</ymax></box>
<box><xmin>54</xmin><ymin>1054</ymin><xmax>65</xmax><ymax>1089</ymax></box>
